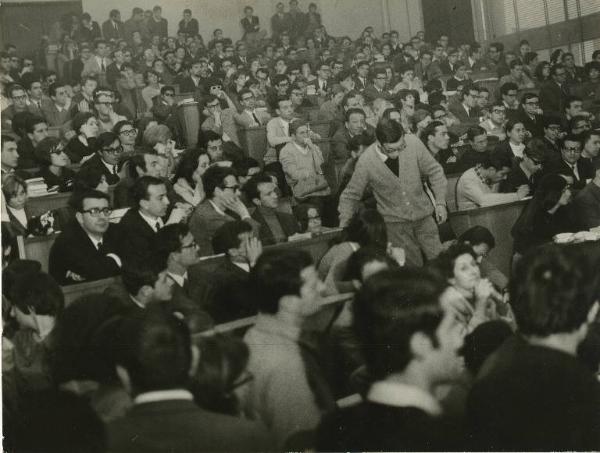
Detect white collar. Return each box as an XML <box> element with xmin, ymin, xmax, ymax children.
<box><xmin>129</xmin><ymin>295</ymin><xmax>145</xmax><ymax>309</ymax></box>
<box><xmin>134</xmin><ymin>389</ymin><xmax>194</xmax><ymax>405</ymax></box>
<box><xmin>85</xmin><ymin>232</ymin><xmax>103</xmax><ymax>249</ymax></box>
<box><xmin>374</xmin><ymin>143</ymin><xmax>389</xmax><ymax>162</ymax></box>
<box><xmin>167</xmin><ymin>271</ymin><xmax>188</xmax><ymax>287</ymax></box>
<box><xmin>208</xmin><ymin>199</ymin><xmax>226</xmax><ymax>216</ymax></box>
<box><xmin>293</xmin><ymin>141</ymin><xmax>310</xmax><ymax>154</ymax></box>
<box><xmin>100</xmin><ymin>158</ymin><xmax>117</xmax><ymax>174</ymax></box>
<box><xmin>509</xmin><ymin>141</ymin><xmax>525</xmax><ymax>158</ymax></box>
<box><xmin>367</xmin><ymin>381</ymin><xmax>442</xmax><ymax>416</ymax></box>
<box><xmin>232</xmin><ymin>261</ymin><xmax>250</xmax><ymax>273</ymax></box>
<box><xmin>138</xmin><ymin>209</ymin><xmax>163</xmax><ymax>232</ymax></box>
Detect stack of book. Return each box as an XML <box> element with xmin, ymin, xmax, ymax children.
<box><xmin>25</xmin><ymin>178</ymin><xmax>48</xmax><ymax>197</ymax></box>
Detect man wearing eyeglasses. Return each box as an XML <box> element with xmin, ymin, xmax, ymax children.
<box><xmin>363</xmin><ymin>68</ymin><xmax>392</xmax><ymax>104</ymax></box>
<box><xmin>49</xmin><ymin>189</ymin><xmax>121</xmax><ymax>285</ymax></box>
<box><xmin>200</xmin><ymin>94</ymin><xmax>240</xmax><ymax>148</ymax></box>
<box><xmin>542</xmin><ymin>115</ymin><xmax>563</xmax><ymax>161</ymax></box>
<box><xmin>234</xmin><ymin>88</ymin><xmax>272</xmax><ymax>128</ymax></box>
<box><xmin>480</xmin><ymin>102</ymin><xmax>507</xmax><ymax>141</ymax></box>
<box><xmin>339</xmin><ymin>120</ymin><xmax>448</xmax><ymax>267</ymax></box>
<box><xmin>546</xmin><ymin>134</ymin><xmax>587</xmax><ymax>190</ymax></box>
<box><xmin>93</xmin><ymin>89</ymin><xmax>126</xmax><ymax>134</ymax></box>
<box><xmin>189</xmin><ymin>166</ymin><xmax>259</xmax><ymax>256</ymax></box>
<box><xmin>1</xmin><ymin>84</ymin><xmax>38</xmax><ymax>130</ymax></box>
<box><xmin>501</xmin><ymin>139</ymin><xmax>546</xmax><ymax>194</ymax></box>
<box><xmin>540</xmin><ymin>63</ymin><xmax>570</xmax><ymax>116</ymax></box>
<box><xmin>517</xmin><ymin>93</ymin><xmax>544</xmax><ymax>138</ymax></box>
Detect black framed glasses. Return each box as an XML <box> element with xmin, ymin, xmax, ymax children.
<box><xmin>119</xmin><ymin>128</ymin><xmax>138</xmax><ymax>136</ymax></box>
<box><xmin>180</xmin><ymin>240</ymin><xmax>197</xmax><ymax>250</ymax></box>
<box><xmin>81</xmin><ymin>207</ymin><xmax>112</xmax><ymax>217</ymax></box>
<box><xmin>222</xmin><ymin>183</ymin><xmax>240</xmax><ymax>191</ymax></box>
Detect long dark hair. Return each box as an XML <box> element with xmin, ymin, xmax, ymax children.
<box><xmin>335</xmin><ymin>208</ymin><xmax>388</xmax><ymax>250</ymax></box>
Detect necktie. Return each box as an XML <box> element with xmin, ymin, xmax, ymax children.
<box><xmin>97</xmin><ymin>241</ymin><xmax>105</xmax><ymax>253</ymax></box>
<box><xmin>252</xmin><ymin>112</ymin><xmax>260</xmax><ymax>125</ymax></box>
<box><xmin>571</xmin><ymin>164</ymin><xmax>580</xmax><ymax>180</ymax></box>
<box><xmin>155</xmin><ymin>221</ymin><xmax>161</xmax><ymax>232</ymax></box>
<box><xmin>101</xmin><ymin>59</ymin><xmax>106</xmax><ymax>72</ymax></box>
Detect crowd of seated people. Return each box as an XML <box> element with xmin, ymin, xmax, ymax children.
<box><xmin>2</xmin><ymin>1</ymin><xmax>600</xmax><ymax>451</ymax></box>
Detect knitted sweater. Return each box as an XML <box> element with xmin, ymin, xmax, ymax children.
<box><xmin>338</xmin><ymin>136</ymin><xmax>447</xmax><ymax>225</ymax></box>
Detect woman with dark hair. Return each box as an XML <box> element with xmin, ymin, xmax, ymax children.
<box><xmin>190</xmin><ymin>334</ymin><xmax>252</xmax><ymax>417</ymax></box>
<box><xmin>73</xmin><ymin>165</ymin><xmax>109</xmax><ymax>193</ymax></box>
<box><xmin>318</xmin><ymin>208</ymin><xmax>404</xmax><ymax>293</ymax></box>
<box><xmin>534</xmin><ymin>61</ymin><xmax>551</xmax><ymax>83</ymax></box>
<box><xmin>458</xmin><ymin>225</ymin><xmax>508</xmax><ymax>290</ymax></box>
<box><xmin>549</xmin><ymin>48</ymin><xmax>564</xmax><ymax>67</ymax></box>
<box><xmin>512</xmin><ymin>173</ymin><xmax>576</xmax><ymax>258</ymax></box>
<box><xmin>35</xmin><ymin>137</ymin><xmax>76</xmax><ymax>192</ymax></box>
<box><xmin>2</xmin><ymin>175</ymin><xmax>29</xmax><ymax>236</ymax></box>
<box><xmin>171</xmin><ymin>148</ymin><xmax>210</xmax><ymax>206</ymax></box>
<box><xmin>433</xmin><ymin>242</ymin><xmax>510</xmax><ymax>333</ymax></box>
<box><xmin>65</xmin><ymin>112</ymin><xmax>98</xmax><ymax>163</ymax></box>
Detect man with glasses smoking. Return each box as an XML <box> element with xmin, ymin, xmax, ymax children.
<box><xmin>339</xmin><ymin>119</ymin><xmax>448</xmax><ymax>266</ymax></box>
<box><xmin>49</xmin><ymin>189</ymin><xmax>122</xmax><ymax>285</ymax></box>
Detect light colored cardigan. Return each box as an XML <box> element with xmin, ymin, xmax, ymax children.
<box><xmin>456</xmin><ymin>167</ymin><xmax>519</xmax><ymax>210</ymax></box>
<box><xmin>338</xmin><ymin>136</ymin><xmax>447</xmax><ymax>225</ymax></box>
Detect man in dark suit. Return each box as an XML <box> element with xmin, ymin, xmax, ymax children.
<box><xmin>205</xmin><ymin>220</ymin><xmax>262</xmax><ymax>323</ymax></box>
<box><xmin>500</xmin><ymin>139</ymin><xmax>545</xmax><ymax>194</ymax></box>
<box><xmin>177</xmin><ymin>9</ymin><xmax>199</xmax><ymax>37</ymax></box>
<box><xmin>440</xmin><ymin>49</ymin><xmax>460</xmax><ymax>75</ymax></box>
<box><xmin>539</xmin><ymin>63</ymin><xmax>570</xmax><ymax>116</ymax></box>
<box><xmin>101</xmin><ymin>9</ymin><xmax>124</xmax><ymax>42</ymax></box>
<box><xmin>80</xmin><ymin>131</ymin><xmax>122</xmax><ymax>186</ymax></box>
<box><xmin>467</xmin><ymin>246</ymin><xmax>600</xmax><ymax>451</ymax></box>
<box><xmin>449</xmin><ymin>86</ymin><xmax>481</xmax><ymax>123</ymax></box>
<box><xmin>517</xmin><ymin>92</ymin><xmax>544</xmax><ymax>138</ymax></box>
<box><xmin>243</xmin><ymin>173</ymin><xmax>299</xmax><ymax>245</ymax></box>
<box><xmin>107</xmin><ymin>307</ymin><xmax>272</xmax><ymax>452</ymax></box>
<box><xmin>331</xmin><ymin>108</ymin><xmax>371</xmax><ymax>161</ymax></box>
<box><xmin>579</xmin><ymin>130</ymin><xmax>600</xmax><ymax>183</ymax></box>
<box><xmin>118</xmin><ymin>176</ymin><xmax>189</xmax><ymax>269</ymax></box>
<box><xmin>49</xmin><ymin>189</ymin><xmax>121</xmax><ymax>285</ymax></box>
<box><xmin>306</xmin><ymin>61</ymin><xmax>332</xmax><ymax>98</ymax></box>
<box><xmin>146</xmin><ymin>6</ymin><xmax>168</xmax><ymax>40</ymax></box>
<box><xmin>545</xmin><ymin>134</ymin><xmax>588</xmax><ymax>190</ymax></box>
<box><xmin>541</xmin><ymin>115</ymin><xmax>562</xmax><ymax>163</ymax></box>
<box><xmin>178</xmin><ymin>59</ymin><xmax>211</xmax><ymax>93</ymax></box>
<box><xmin>353</xmin><ymin>61</ymin><xmax>370</xmax><ymax>91</ymax></box>
<box><xmin>362</xmin><ymin>68</ymin><xmax>393</xmax><ymax>103</ymax></box>
<box><xmin>573</xmin><ymin>159</ymin><xmax>600</xmax><ymax>229</ymax></box>
<box><xmin>41</xmin><ymin>82</ymin><xmax>71</xmax><ymax>127</ymax></box>
<box><xmin>270</xmin><ymin>2</ymin><xmax>290</xmax><ymax>39</ymax></box>
<box><xmin>316</xmin><ymin>268</ymin><xmax>464</xmax><ymax>451</ymax></box>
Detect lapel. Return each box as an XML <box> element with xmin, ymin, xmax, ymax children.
<box><xmin>252</xmin><ymin>209</ymin><xmax>275</xmax><ymax>245</ymax></box>
<box><xmin>131</xmin><ymin>210</ymin><xmax>156</xmax><ymax>239</ymax></box>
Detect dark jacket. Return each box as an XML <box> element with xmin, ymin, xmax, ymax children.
<box><xmin>116</xmin><ymin>209</ymin><xmax>158</xmax><ymax>269</ymax></box>
<box><xmin>539</xmin><ymin>80</ymin><xmax>569</xmax><ymax>115</ymax></box>
<box><xmin>251</xmin><ymin>207</ymin><xmax>299</xmax><ymax>246</ymax></box>
<box><xmin>49</xmin><ymin>220</ymin><xmax>121</xmax><ymax>285</ymax></box>
<box><xmin>467</xmin><ymin>335</ymin><xmax>600</xmax><ymax>451</ymax></box>
<box><xmin>500</xmin><ymin>162</ymin><xmax>540</xmax><ymax>194</ymax></box>
<box><xmin>81</xmin><ymin>153</ymin><xmax>120</xmax><ymax>186</ymax></box>
<box><xmin>65</xmin><ymin>136</ymin><xmax>96</xmax><ymax>164</ymax></box>
<box><xmin>573</xmin><ymin>180</ymin><xmax>600</xmax><ymax>230</ymax></box>
<box><xmin>205</xmin><ymin>259</ymin><xmax>256</xmax><ymax>324</ymax></box>
<box><xmin>39</xmin><ymin>166</ymin><xmax>76</xmax><ymax>193</ymax></box>
<box><xmin>545</xmin><ymin>158</ymin><xmax>588</xmax><ymax>190</ymax></box>
<box><xmin>178</xmin><ymin>18</ymin><xmax>199</xmax><ymax>37</ymax></box>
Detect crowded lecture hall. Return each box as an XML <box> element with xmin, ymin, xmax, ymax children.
<box><xmin>1</xmin><ymin>0</ymin><xmax>599</xmax><ymax>451</ymax></box>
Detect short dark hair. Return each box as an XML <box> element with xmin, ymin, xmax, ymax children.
<box><xmin>466</xmin><ymin>126</ymin><xmax>487</xmax><ymax>142</ymax></box>
<box><xmin>344</xmin><ymin>107</ymin><xmax>365</xmax><ymax>123</ymax></box>
<box><xmin>347</xmin><ymin>131</ymin><xmax>375</xmax><ymax>152</ymax></box>
<box><xmin>520</xmin><ymin>92</ymin><xmax>539</xmax><ymax>104</ymax></box>
<box><xmin>423</xmin><ymin>120</ymin><xmax>445</xmax><ymax>144</ymax></box>
<box><xmin>433</xmin><ymin>242</ymin><xmax>478</xmax><ymax>280</ymax></box>
<box><xmin>212</xmin><ymin>220</ymin><xmax>252</xmax><ymax>255</ymax></box>
<box><xmin>68</xmin><ymin>189</ymin><xmax>110</xmax><ymax>212</ymax></box>
<box><xmin>581</xmin><ymin>129</ymin><xmax>600</xmax><ymax>147</ymax></box>
<box><xmin>154</xmin><ymin>223</ymin><xmax>190</xmax><ymax>270</ymax></box>
<box><xmin>341</xmin><ymin>208</ymin><xmax>388</xmax><ymax>249</ymax></box>
<box><xmin>25</xmin><ymin>115</ymin><xmax>47</xmax><ymax>134</ymax></box>
<box><xmin>172</xmin><ymin>148</ymin><xmax>207</xmax><ymax>186</ymax></box>
<box><xmin>198</xmin><ymin>130</ymin><xmax>222</xmax><ymax>150</ymax></box>
<box><xmin>1</xmin><ymin>134</ymin><xmax>17</xmax><ymax>148</ymax></box>
<box><xmin>564</xmin><ymin>95</ymin><xmax>582</xmax><ymax>111</ymax></box>
<box><xmin>511</xmin><ymin>245</ymin><xmax>599</xmax><ymax>336</ymax></box>
<box><xmin>115</xmin><ymin>306</ymin><xmax>192</xmax><ymax>393</ymax></box>
<box><xmin>480</xmin><ymin>152</ymin><xmax>511</xmax><ymax>171</ymax></box>
<box><xmin>429</xmin><ymin>92</ymin><xmax>446</xmax><ymax>106</ymax></box>
<box><xmin>353</xmin><ymin>268</ymin><xmax>445</xmax><ymax>380</ymax></box>
<box><xmin>542</xmin><ymin>114</ymin><xmax>562</xmax><ymax>128</ymax></box>
<box><xmin>249</xmin><ymin>249</ymin><xmax>313</xmax><ymax>314</ymax></box>
<box><xmin>73</xmin><ymin>166</ymin><xmax>107</xmax><ymax>192</ymax></box>
<box><xmin>132</xmin><ymin>175</ymin><xmax>164</xmax><ymax>206</ymax></box>
<box><xmin>343</xmin><ymin>246</ymin><xmax>396</xmax><ymax>282</ymax></box>
<box><xmin>94</xmin><ymin>131</ymin><xmax>119</xmax><ymax>153</ymax></box>
<box><xmin>458</xmin><ymin>225</ymin><xmax>496</xmax><ymax>249</ymax></box>
<box><xmin>461</xmin><ymin>85</ymin><xmax>478</xmax><ymax>101</ymax></box>
<box><xmin>375</xmin><ymin>119</ymin><xmax>404</xmax><ymax>145</ymax></box>
<box><xmin>549</xmin><ymin>63</ymin><xmax>565</xmax><ymax>77</ymax></box>
<box><xmin>10</xmin><ymin>271</ymin><xmax>64</xmax><ymax>316</ymax></box>
<box><xmin>202</xmin><ymin>165</ymin><xmax>235</xmax><ymax>199</ymax></box>
<box><xmin>232</xmin><ymin>157</ymin><xmax>259</xmax><ymax>178</ymax></box>
<box><xmin>500</xmin><ymin>82</ymin><xmax>518</xmax><ymax>96</ymax></box>
<box><xmin>505</xmin><ymin>118</ymin><xmax>523</xmax><ymax>133</ymax></box>
<box><xmin>559</xmin><ymin>133</ymin><xmax>582</xmax><ymax>150</ymax></box>
<box><xmin>242</xmin><ymin>172</ymin><xmax>273</xmax><ymax>204</ymax></box>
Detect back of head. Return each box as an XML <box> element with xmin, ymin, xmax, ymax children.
<box><xmin>250</xmin><ymin>249</ymin><xmax>313</xmax><ymax>314</ymax></box>
<box><xmin>353</xmin><ymin>268</ymin><xmax>445</xmax><ymax>380</ymax></box>
<box><xmin>115</xmin><ymin>305</ymin><xmax>192</xmax><ymax>394</ymax></box>
<box><xmin>211</xmin><ymin>220</ymin><xmax>252</xmax><ymax>255</ymax></box>
<box><xmin>343</xmin><ymin>208</ymin><xmax>387</xmax><ymax>249</ymax></box>
<box><xmin>153</xmin><ymin>223</ymin><xmax>190</xmax><ymax>270</ymax></box>
<box><xmin>461</xmin><ymin>320</ymin><xmax>513</xmax><ymax>376</ymax></box>
<box><xmin>510</xmin><ymin>244</ymin><xmax>599</xmax><ymax>337</ymax></box>
<box><xmin>10</xmin><ymin>270</ymin><xmax>64</xmax><ymax>317</ymax></box>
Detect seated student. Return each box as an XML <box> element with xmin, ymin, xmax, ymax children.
<box><xmin>118</xmin><ymin>176</ymin><xmax>189</xmax><ymax>268</ymax></box>
<box><xmin>544</xmin><ymin>134</ymin><xmax>587</xmax><ymax>190</ymax></box>
<box><xmin>457</xmin><ymin>226</ymin><xmax>508</xmax><ymax>290</ymax></box>
<box><xmin>573</xmin><ymin>158</ymin><xmax>600</xmax><ymax>229</ymax></box>
<box><xmin>153</xmin><ymin>223</ymin><xmax>214</xmax><ymax>332</ymax></box>
<box><xmin>41</xmin><ymin>81</ymin><xmax>72</xmax><ymax>127</ymax></box>
<box><xmin>198</xmin><ymin>130</ymin><xmax>244</xmax><ymax>165</ymax></box>
<box><xmin>516</xmin><ymin>92</ymin><xmax>544</xmax><ymax>138</ymax></box>
<box><xmin>49</xmin><ymin>189</ymin><xmax>121</xmax><ymax>285</ymax></box>
<box><xmin>568</xmin><ymin>115</ymin><xmax>592</xmax><ymax>136</ymax></box>
<box><xmin>171</xmin><ymin>148</ymin><xmax>210</xmax><ymax>207</ymax></box>
<box><xmin>65</xmin><ymin>112</ymin><xmax>98</xmax><ymax>164</ymax></box>
<box><xmin>492</xmin><ymin>119</ymin><xmax>526</xmax><ymax>163</ymax></box>
<box><xmin>264</xmin><ymin>97</ymin><xmax>296</xmax><ymax>167</ymax></box>
<box><xmin>200</xmin><ymin>94</ymin><xmax>240</xmax><ymax>148</ymax></box>
<box><xmin>233</xmin><ymin>88</ymin><xmax>272</xmax><ymax>127</ymax></box>
<box><xmin>113</xmin><ymin>150</ymin><xmax>163</xmax><ymax>208</ymax></box>
<box><xmin>2</xmin><ymin>175</ymin><xmax>31</xmax><ymax>237</ymax></box>
<box><xmin>316</xmin><ymin>267</ymin><xmax>464</xmax><ymax>451</ymax></box>
<box><xmin>80</xmin><ymin>131</ymin><xmax>123</xmax><ymax>186</ymax></box>
<box><xmin>576</xmin><ymin>129</ymin><xmax>600</xmax><ymax>183</ymax></box>
<box><xmin>243</xmin><ymin>249</ymin><xmax>335</xmax><ymax>448</ymax></box>
<box><xmin>6</xmin><ymin>270</ymin><xmax>64</xmax><ymax>396</ymax></box>
<box><xmin>363</xmin><ymin>68</ymin><xmax>393</xmax><ymax>103</ymax></box>
<box><xmin>207</xmin><ymin>220</ymin><xmax>262</xmax><ymax>323</ymax></box>
<box><xmin>422</xmin><ymin>120</ymin><xmax>461</xmax><ymax>174</ymax></box>
<box><xmin>233</xmin><ymin>157</ymin><xmax>261</xmax><ymax>187</ymax></box>
<box><xmin>511</xmin><ymin>174</ymin><xmax>576</xmax><ymax>258</ymax></box>
<box><xmin>449</xmin><ymin>86</ymin><xmax>480</xmax><ymax>124</ymax></box>
<box><xmin>467</xmin><ymin>245</ymin><xmax>600</xmax><ymax>451</ymax></box>
<box><xmin>456</xmin><ymin>153</ymin><xmax>530</xmax><ymax>210</ymax></box>
<box><xmin>445</xmin><ymin>61</ymin><xmax>470</xmax><ymax>92</ymax></box>
<box><xmin>331</xmin><ymin>108</ymin><xmax>372</xmax><ymax>161</ymax></box>
<box><xmin>479</xmin><ymin>102</ymin><xmax>507</xmax><ymax>141</ymax></box>
<box><xmin>189</xmin><ymin>166</ymin><xmax>259</xmax><ymax>256</ymax></box>
<box><xmin>34</xmin><ymin>137</ymin><xmax>75</xmax><ymax>192</ymax></box>
<box><xmin>457</xmin><ymin>126</ymin><xmax>490</xmax><ymax>173</ymax></box>
<box><xmin>243</xmin><ymin>172</ymin><xmax>299</xmax><ymax>245</ymax></box>
<box><xmin>498</xmin><ymin>82</ymin><xmax>520</xmax><ymax>118</ymax></box>
<box><xmin>107</xmin><ymin>307</ymin><xmax>273</xmax><ymax>452</ymax></box>
<box><xmin>1</xmin><ymin>134</ymin><xmax>20</xmax><ymax>179</ymax></box>
<box><xmin>280</xmin><ymin>119</ymin><xmax>333</xmax><ymax>222</ymax></box>
<box><xmin>18</xmin><ymin>115</ymin><xmax>49</xmax><ymax>169</ymax></box>
<box><xmin>501</xmin><ymin>138</ymin><xmax>546</xmax><ymax>194</ymax></box>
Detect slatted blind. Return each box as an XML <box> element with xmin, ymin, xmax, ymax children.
<box><xmin>545</xmin><ymin>0</ymin><xmax>567</xmax><ymax>23</ymax></box>
<box><xmin>516</xmin><ymin>0</ymin><xmax>547</xmax><ymax>30</ymax></box>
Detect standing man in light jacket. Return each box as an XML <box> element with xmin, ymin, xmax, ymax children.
<box><xmin>338</xmin><ymin>119</ymin><xmax>448</xmax><ymax>266</ymax></box>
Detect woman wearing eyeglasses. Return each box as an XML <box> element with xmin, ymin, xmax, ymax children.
<box><xmin>113</xmin><ymin>120</ymin><xmax>137</xmax><ymax>155</ymax></box>
<box><xmin>35</xmin><ymin>137</ymin><xmax>75</xmax><ymax>192</ymax></box>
